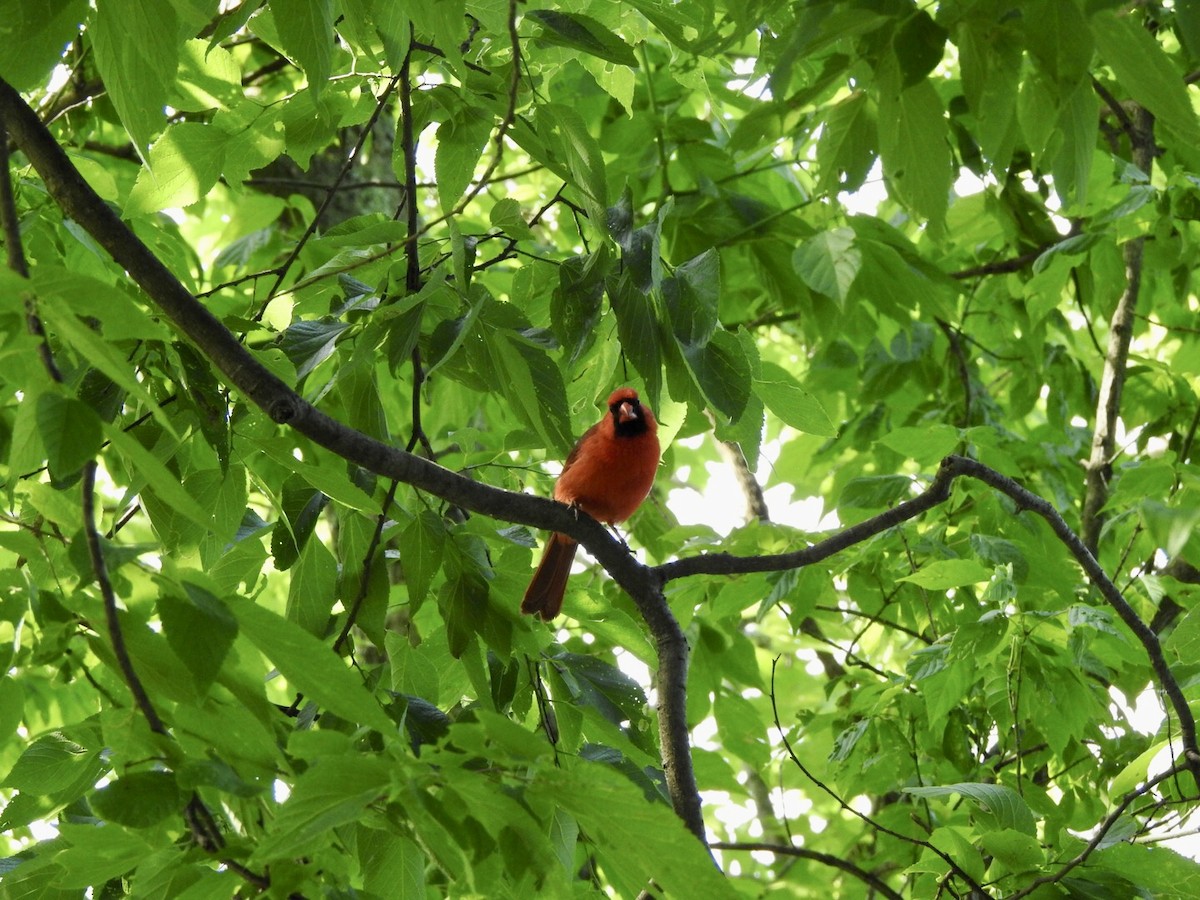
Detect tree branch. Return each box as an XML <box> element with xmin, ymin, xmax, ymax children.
<box><xmin>1081</xmin><ymin>103</ymin><xmax>1154</xmax><ymax>554</ymax></box>
<box><xmin>770</xmin><ymin>658</ymin><xmax>993</xmax><ymax>897</ymax></box>
<box><xmin>710</xmin><ymin>841</ymin><xmax>904</xmax><ymax>900</ymax></box>
<box><xmin>82</xmin><ymin>460</ymin><xmax>167</xmax><ymax>734</ymax></box>
<box><xmin>0</xmin><ymin>73</ymin><xmax>709</xmax><ymax>848</ymax></box>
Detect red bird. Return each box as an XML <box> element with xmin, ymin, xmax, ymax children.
<box><xmin>521</xmin><ymin>387</ymin><xmax>661</xmax><ymax>621</ymax></box>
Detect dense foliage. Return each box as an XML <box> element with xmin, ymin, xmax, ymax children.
<box><xmin>3</xmin><ymin>0</ymin><xmax>1200</xmax><ymax>896</ymax></box>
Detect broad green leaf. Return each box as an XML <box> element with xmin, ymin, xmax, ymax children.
<box><xmin>270</xmin><ymin>0</ymin><xmax>334</xmax><ymax>96</ymax></box>
<box><xmin>900</xmin><ymin>559</ymin><xmax>992</xmax><ymax>590</ymax></box>
<box><xmin>90</xmin><ymin>771</ymin><xmax>181</xmax><ymax>828</ymax></box>
<box><xmin>490</xmin><ymin>197</ymin><xmax>533</xmax><ymax>240</ymax></box>
<box><xmin>528</xmin><ymin>10</ymin><xmax>639</xmax><ymax>68</ymax></box>
<box><xmin>682</xmin><ymin>328</ymin><xmax>752</xmax><ymax>423</ymax></box>
<box><xmin>357</xmin><ymin>826</ymin><xmax>426</xmax><ymax>899</ymax></box>
<box><xmin>878</xmin><ymin>73</ymin><xmax>951</xmax><ymax>222</ymax></box>
<box><xmin>1023</xmin><ymin>0</ymin><xmax>1091</xmax><ymax>89</ymax></box>
<box><xmin>540</xmin><ymin>103</ymin><xmax>609</xmax><ymax>221</ymax></box>
<box><xmin>1111</xmin><ymin>739</ymin><xmax>1171</xmax><ymax>796</ymax></box>
<box><xmin>101</xmin><ymin>423</ymin><xmax>213</xmax><ymax>535</ymax></box>
<box><xmin>36</xmin><ymin>394</ymin><xmax>101</xmax><ymax>482</ymax></box>
<box><xmin>1092</xmin><ymin>9</ymin><xmax>1200</xmax><ymax>147</ymax></box>
<box><xmin>755</xmin><ymin>362</ymin><xmax>837</xmax><ymax>435</ymax></box>
<box><xmin>551</xmin><ymin>249</ymin><xmax>609</xmax><ymax>364</ymax></box>
<box><xmin>0</xmin><ymin>0</ymin><xmax>87</xmax><ymax>91</ymax></box>
<box><xmin>878</xmin><ymin>423</ymin><xmax>960</xmax><ymax>463</ymax></box>
<box><xmin>174</xmin><ymin>39</ymin><xmax>241</xmax><ymax>111</ymax></box>
<box><xmin>663</xmin><ymin>249</ymin><xmax>720</xmax><ymax>348</ymax></box>
<box><xmin>287</xmin><ymin>536</ymin><xmax>336</xmax><ymax>635</ymax></box>
<box><xmin>157</xmin><ymin>586</ymin><xmax>238</xmax><ymax>694</ymax></box>
<box><xmin>539</xmin><ymin>764</ymin><xmax>735</xmax><ymax>899</ymax></box>
<box><xmin>894</xmin><ymin>9</ymin><xmax>948</xmax><ymax>87</ymax></box>
<box><xmin>435</xmin><ymin>107</ymin><xmax>494</xmax><ymax>214</ymax></box>
<box><xmin>90</xmin><ymin>0</ymin><xmax>179</xmax><ymax>153</ymax></box>
<box><xmin>607</xmin><ymin>272</ymin><xmax>662</xmax><ymax>408</ymax></box>
<box><xmin>794</xmin><ymin>227</ymin><xmax>861</xmax><ymax>305</ymax></box>
<box><xmin>3</xmin><ymin>733</ymin><xmax>104</xmax><ymax>795</ymax></box>
<box><xmin>904</xmin><ymin>782</ymin><xmax>1037</xmax><ymax>835</ymax></box>
<box><xmin>253</xmin><ymin>755</ymin><xmax>392</xmax><ymax>862</ymax></box>
<box><xmin>838</xmin><ymin>474</ymin><xmax>914</xmax><ymax>510</ymax></box>
<box><xmin>127</xmin><ymin>123</ymin><xmax>228</xmax><ymax>214</ymax></box>
<box><xmin>55</xmin><ymin>822</ymin><xmax>154</xmax><ymax>889</ymax></box>
<box><xmin>37</xmin><ymin>293</ymin><xmax>178</xmax><ymax>436</ymax></box>
<box><xmin>399</xmin><ymin>510</ymin><xmax>446</xmax><ymax>606</ymax></box>
<box><xmin>233</xmin><ymin>600</ymin><xmax>394</xmax><ymax>732</ymax></box>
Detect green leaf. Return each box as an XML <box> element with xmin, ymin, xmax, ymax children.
<box><xmin>838</xmin><ymin>474</ymin><xmax>914</xmax><ymax>510</ymax></box>
<box><xmin>101</xmin><ymin>423</ymin><xmax>214</xmax><ymax>536</ymax></box>
<box><xmin>904</xmin><ymin>782</ymin><xmax>1037</xmax><ymax>835</ymax></box>
<box><xmin>755</xmin><ymin>362</ymin><xmax>837</xmax><ymax>435</ymax></box>
<box><xmin>551</xmin><ymin>249</ymin><xmax>609</xmax><ymax>364</ymax></box>
<box><xmin>1023</xmin><ymin>0</ymin><xmax>1091</xmax><ymax>89</ymax></box>
<box><xmin>357</xmin><ymin>827</ymin><xmax>427</xmax><ymax>899</ymax></box>
<box><xmin>816</xmin><ymin>91</ymin><xmax>877</xmax><ymax>193</ymax></box>
<box><xmin>36</xmin><ymin>394</ymin><xmax>101</xmax><ymax>482</ymax></box>
<box><xmin>483</xmin><ymin>327</ymin><xmax>575</xmax><ymax>454</ymax></box>
<box><xmin>55</xmin><ymin>822</ymin><xmax>154</xmax><ymax>889</ymax></box>
<box><xmin>157</xmin><ymin>586</ymin><xmax>238</xmax><ymax>695</ymax></box>
<box><xmin>38</xmin><ymin>293</ymin><xmax>178</xmax><ymax>437</ymax></box>
<box><xmin>878</xmin><ymin>423</ymin><xmax>960</xmax><ymax>463</ymax></box>
<box><xmin>682</xmin><ymin>328</ymin><xmax>752</xmax><ymax>423</ymax></box>
<box><xmin>287</xmin><ymin>536</ymin><xmax>336</xmax><ymax>635</ymax></box>
<box><xmin>127</xmin><ymin>123</ymin><xmax>228</xmax><ymax>214</ymax></box>
<box><xmin>490</xmin><ymin>197</ymin><xmax>533</xmax><ymax>240</ymax></box>
<box><xmin>90</xmin><ymin>0</ymin><xmax>179</xmax><ymax>153</ymax></box>
<box><xmin>399</xmin><ymin>510</ymin><xmax>446</xmax><ymax>607</ymax></box>
<box><xmin>1092</xmin><ymin>9</ymin><xmax>1200</xmax><ymax>147</ymax></box>
<box><xmin>233</xmin><ymin>600</ymin><xmax>394</xmax><ymax>732</ymax></box>
<box><xmin>91</xmin><ymin>771</ymin><xmax>181</xmax><ymax>828</ymax></box>
<box><xmin>793</xmin><ymin>227</ymin><xmax>861</xmax><ymax>306</ymax></box>
<box><xmin>894</xmin><ymin>9</ymin><xmax>948</xmax><ymax>87</ymax></box>
<box><xmin>435</xmin><ymin>107</ymin><xmax>493</xmax><ymax>214</ymax></box>
<box><xmin>900</xmin><ymin>559</ymin><xmax>992</xmax><ymax>590</ymax></box>
<box><xmin>0</xmin><ymin>0</ymin><xmax>87</xmax><ymax>91</ymax></box>
<box><xmin>279</xmin><ymin>320</ymin><xmax>352</xmax><ymax>381</ymax></box>
<box><xmin>528</xmin><ymin>10</ymin><xmax>639</xmax><ymax>68</ymax></box>
<box><xmin>3</xmin><ymin>733</ymin><xmax>104</xmax><ymax>795</ymax></box>
<box><xmin>607</xmin><ymin>272</ymin><xmax>662</xmax><ymax>408</ymax></box>
<box><xmin>878</xmin><ymin>74</ymin><xmax>951</xmax><ymax>222</ymax></box>
<box><xmin>253</xmin><ymin>756</ymin><xmax>392</xmax><ymax>862</ymax></box>
<box><xmin>539</xmin><ymin>765</ymin><xmax>734</xmax><ymax>899</ymax></box>
<box><xmin>540</xmin><ymin>103</ymin><xmax>609</xmax><ymax>221</ymax></box>
<box><xmin>663</xmin><ymin>249</ymin><xmax>720</xmax><ymax>348</ymax></box>
<box><xmin>270</xmin><ymin>0</ymin><xmax>334</xmax><ymax>97</ymax></box>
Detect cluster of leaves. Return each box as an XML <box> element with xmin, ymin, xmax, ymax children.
<box><xmin>2</xmin><ymin>0</ymin><xmax>1200</xmax><ymax>897</ymax></box>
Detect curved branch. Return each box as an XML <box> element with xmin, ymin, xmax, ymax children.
<box><xmin>709</xmin><ymin>841</ymin><xmax>903</xmax><ymax>900</ymax></box>
<box><xmin>770</xmin><ymin>658</ymin><xmax>992</xmax><ymax>897</ymax></box>
<box><xmin>0</xmin><ymin>74</ymin><xmax>708</xmax><ymax>847</ymax></box>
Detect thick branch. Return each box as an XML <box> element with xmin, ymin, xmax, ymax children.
<box><xmin>0</xmin><ymin>74</ymin><xmax>707</xmax><ymax>846</ymax></box>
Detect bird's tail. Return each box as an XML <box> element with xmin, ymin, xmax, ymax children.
<box><xmin>521</xmin><ymin>532</ymin><xmax>579</xmax><ymax>621</ymax></box>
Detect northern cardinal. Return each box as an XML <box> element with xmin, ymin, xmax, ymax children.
<box><xmin>521</xmin><ymin>387</ymin><xmax>661</xmax><ymax>620</ymax></box>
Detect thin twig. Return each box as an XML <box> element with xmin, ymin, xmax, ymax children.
<box><xmin>82</xmin><ymin>461</ymin><xmax>168</xmax><ymax>734</ymax></box>
<box><xmin>332</xmin><ymin>480</ymin><xmax>400</xmax><ymax>655</ymax></box>
<box><xmin>710</xmin><ymin>841</ymin><xmax>904</xmax><ymax>900</ymax></box>
<box><xmin>254</xmin><ymin>72</ymin><xmax>403</xmax><ymax>321</ymax></box>
<box><xmin>770</xmin><ymin>657</ymin><xmax>993</xmax><ymax>897</ymax></box>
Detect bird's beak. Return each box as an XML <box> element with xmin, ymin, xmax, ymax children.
<box><xmin>617</xmin><ymin>401</ymin><xmax>639</xmax><ymax>423</ymax></box>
